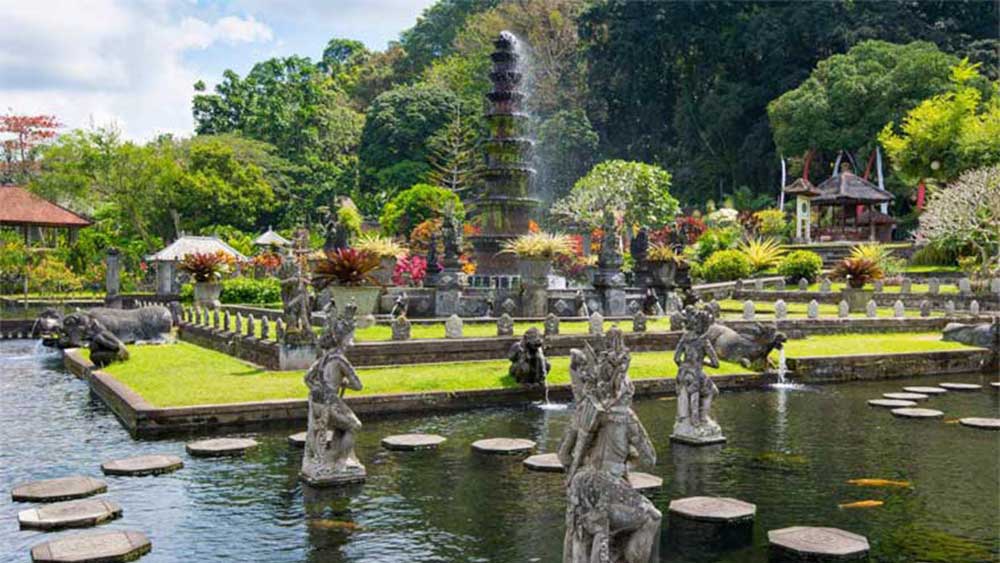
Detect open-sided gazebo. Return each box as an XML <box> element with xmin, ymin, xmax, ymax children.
<box><xmin>785</xmin><ymin>165</ymin><xmax>895</xmax><ymax>243</ymax></box>
<box><xmin>0</xmin><ymin>184</ymin><xmax>90</xmax><ymax>244</ymax></box>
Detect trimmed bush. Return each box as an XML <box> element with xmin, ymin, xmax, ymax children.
<box><xmin>778</xmin><ymin>250</ymin><xmax>823</xmax><ymax>282</ymax></box>
<box><xmin>219</xmin><ymin>277</ymin><xmax>281</xmax><ymax>305</ymax></box>
<box><xmin>753</xmin><ymin>209</ymin><xmax>788</xmax><ymax>238</ymax></box>
<box><xmin>693</xmin><ymin>226</ymin><xmax>741</xmax><ymax>262</ymax></box>
<box><xmin>701</xmin><ymin>249</ymin><xmax>753</xmax><ymax>282</ymax></box>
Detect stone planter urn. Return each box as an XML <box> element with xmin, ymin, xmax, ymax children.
<box><xmin>193</xmin><ymin>281</ymin><xmax>222</xmax><ymax>308</ymax></box>
<box><xmin>329</xmin><ymin>286</ymin><xmax>382</xmax><ymax>316</ymax></box>
<box><xmin>650</xmin><ymin>261</ymin><xmax>676</xmax><ymax>288</ymax></box>
<box><xmin>841</xmin><ymin>287</ymin><xmax>873</xmax><ymax>313</ymax></box>
<box><xmin>370</xmin><ymin>256</ymin><xmax>396</xmax><ymax>286</ymax></box>
<box><xmin>518</xmin><ymin>258</ymin><xmax>552</xmax><ymax>317</ymax></box>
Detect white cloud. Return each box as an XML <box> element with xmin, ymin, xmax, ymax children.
<box><xmin>0</xmin><ymin>1</ymin><xmax>274</xmax><ymax>140</ymax></box>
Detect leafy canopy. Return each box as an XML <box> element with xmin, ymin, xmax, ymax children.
<box><xmin>552</xmin><ymin>160</ymin><xmax>678</xmax><ymax>230</ymax></box>
<box><xmin>379</xmin><ymin>183</ymin><xmax>465</xmax><ymax>237</ymax></box>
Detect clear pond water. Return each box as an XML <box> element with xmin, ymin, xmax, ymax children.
<box><xmin>1</xmin><ymin>339</ymin><xmax>998</xmax><ymax>562</ymax></box>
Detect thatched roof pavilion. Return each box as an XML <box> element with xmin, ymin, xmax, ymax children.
<box><xmin>0</xmin><ymin>184</ymin><xmax>90</xmax><ymax>243</ymax></box>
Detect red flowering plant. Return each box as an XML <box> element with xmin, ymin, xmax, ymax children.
<box><xmin>252</xmin><ymin>251</ymin><xmax>283</xmax><ymax>274</ymax></box>
<box><xmin>391</xmin><ymin>254</ymin><xmax>428</xmax><ymax>286</ymax></box>
<box><xmin>179</xmin><ymin>251</ymin><xmax>232</xmax><ymax>282</ymax></box>
<box><xmin>312</xmin><ymin>248</ymin><xmax>380</xmax><ymax>288</ymax></box>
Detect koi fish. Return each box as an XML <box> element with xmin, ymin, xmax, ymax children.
<box><xmin>309</xmin><ymin>519</ymin><xmax>362</xmax><ymax>531</ymax></box>
<box><xmin>847</xmin><ymin>478</ymin><xmax>911</xmax><ymax>488</ymax></box>
<box><xmin>839</xmin><ymin>500</ymin><xmax>884</xmax><ymax>509</ymax></box>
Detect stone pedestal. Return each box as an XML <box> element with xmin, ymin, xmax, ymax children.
<box><xmin>768</xmin><ymin>526</ymin><xmax>870</xmax><ymax>562</ymax></box>
<box><xmin>668</xmin><ymin>496</ymin><xmax>755</xmax><ymax>548</ymax></box>
<box><xmin>279</xmin><ymin>343</ymin><xmax>317</xmax><ymax>370</ymax></box>
<box><xmin>594</xmin><ymin>267</ymin><xmax>628</xmax><ymax>316</ymax></box>
<box><xmin>155</xmin><ymin>261</ymin><xmax>177</xmax><ymax>296</ymax></box>
<box><xmin>104</xmin><ymin>248</ymin><xmax>122</xmax><ymax>308</ymax></box>
<box><xmin>670</xmin><ymin>421</ymin><xmax>726</xmax><ymax>446</ymax></box>
<box><xmin>434</xmin><ymin>269</ymin><xmax>464</xmax><ymax>317</ymax></box>
<box><xmin>841</xmin><ymin>288</ymin><xmax>873</xmax><ymax>313</ymax></box>
<box><xmin>301</xmin><ymin>461</ymin><xmax>366</xmax><ymax>487</ymax></box>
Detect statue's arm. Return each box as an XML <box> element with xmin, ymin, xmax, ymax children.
<box><xmin>673</xmin><ymin>336</ymin><xmax>686</xmax><ymax>364</ymax></box>
<box><xmin>705</xmin><ymin>340</ymin><xmax>720</xmax><ymax>369</ymax></box>
<box><xmin>337</xmin><ymin>358</ymin><xmax>363</xmax><ymax>392</ymax></box>
<box><xmin>628</xmin><ymin>410</ymin><xmax>657</xmax><ymax>467</ymax></box>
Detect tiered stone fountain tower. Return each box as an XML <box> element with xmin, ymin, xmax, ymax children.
<box><xmin>471</xmin><ymin>31</ymin><xmax>539</xmax><ymax>276</ymax></box>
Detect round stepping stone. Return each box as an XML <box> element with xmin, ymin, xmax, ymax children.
<box><xmin>19</xmin><ymin>498</ymin><xmax>122</xmax><ymax>530</ymax></box>
<box><xmin>101</xmin><ymin>454</ymin><xmax>183</xmax><ymax>476</ymax></box>
<box><xmin>381</xmin><ymin>433</ymin><xmax>447</xmax><ymax>451</ymax></box>
<box><xmin>523</xmin><ymin>453</ymin><xmax>564</xmax><ymax>472</ymax></box>
<box><xmin>868</xmin><ymin>399</ymin><xmax>917</xmax><ymax>408</ymax></box>
<box><xmin>768</xmin><ymin>526</ymin><xmax>869</xmax><ymax>562</ymax></box>
<box><xmin>891</xmin><ymin>407</ymin><xmax>944</xmax><ymax>419</ymax></box>
<box><xmin>990</xmin><ymin>381</ymin><xmax>999</xmax><ymax>389</ymax></box>
<box><xmin>669</xmin><ymin>496</ymin><xmax>756</xmax><ymax>523</ymax></box>
<box><xmin>903</xmin><ymin>386</ymin><xmax>947</xmax><ymax>395</ymax></box>
<box><xmin>12</xmin><ymin>476</ymin><xmax>107</xmax><ymax>503</ymax></box>
<box><xmin>31</xmin><ymin>530</ymin><xmax>151</xmax><ymax>563</ymax></box>
<box><xmin>959</xmin><ymin>417</ymin><xmax>1000</xmax><ymax>430</ymax></box>
<box><xmin>883</xmin><ymin>392</ymin><xmax>929</xmax><ymax>401</ymax></box>
<box><xmin>938</xmin><ymin>382</ymin><xmax>982</xmax><ymax>391</ymax></box>
<box><xmin>471</xmin><ymin>438</ymin><xmax>536</xmax><ymax>456</ymax></box>
<box><xmin>185</xmin><ymin>437</ymin><xmax>258</xmax><ymax>457</ymax></box>
<box><xmin>628</xmin><ymin>472</ymin><xmax>663</xmax><ymax>491</ymax></box>
<box><xmin>287</xmin><ymin>431</ymin><xmax>333</xmax><ymax>448</ymax></box>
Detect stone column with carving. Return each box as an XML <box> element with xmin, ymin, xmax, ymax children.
<box><xmin>593</xmin><ymin>210</ymin><xmax>627</xmax><ymax>316</ymax></box>
<box><xmin>105</xmin><ymin>248</ymin><xmax>122</xmax><ymax>308</ymax></box>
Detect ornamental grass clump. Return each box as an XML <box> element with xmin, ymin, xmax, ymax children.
<box><xmin>647</xmin><ymin>242</ymin><xmax>683</xmax><ymax>263</ymax></box>
<box><xmin>737</xmin><ymin>237</ymin><xmax>786</xmax><ymax>272</ymax></box>
<box><xmin>312</xmin><ymin>248</ymin><xmax>381</xmax><ymax>288</ymax></box>
<box><xmin>355</xmin><ymin>233</ymin><xmax>408</xmax><ymax>259</ymax></box>
<box><xmin>179</xmin><ymin>251</ymin><xmax>232</xmax><ymax>282</ymax></box>
<box><xmin>833</xmin><ymin>256</ymin><xmax>884</xmax><ymax>289</ymax></box>
<box><xmin>501</xmin><ymin>232</ymin><xmax>576</xmax><ymax>259</ymax></box>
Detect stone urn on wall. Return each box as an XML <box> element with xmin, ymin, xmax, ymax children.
<box><xmin>193</xmin><ymin>281</ymin><xmax>222</xmax><ymax>309</ymax></box>
<box><xmin>517</xmin><ymin>258</ymin><xmax>551</xmax><ymax>318</ymax></box>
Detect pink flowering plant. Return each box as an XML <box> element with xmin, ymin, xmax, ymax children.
<box><xmin>392</xmin><ymin>254</ymin><xmax>428</xmax><ymax>286</ymax></box>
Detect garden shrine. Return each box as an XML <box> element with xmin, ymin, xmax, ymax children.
<box><xmin>784</xmin><ymin>164</ymin><xmax>895</xmax><ymax>244</ymax></box>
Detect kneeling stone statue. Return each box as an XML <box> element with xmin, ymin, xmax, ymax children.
<box><xmin>508</xmin><ymin>327</ymin><xmax>550</xmax><ymax>386</ymax></box>
<box><xmin>671</xmin><ymin>306</ymin><xmax>726</xmax><ymax>446</ymax></box>
<box><xmin>301</xmin><ymin>303</ymin><xmax>366</xmax><ymax>486</ymax></box>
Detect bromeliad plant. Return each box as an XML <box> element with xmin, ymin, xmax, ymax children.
<box><xmin>501</xmin><ymin>232</ymin><xmax>576</xmax><ymax>260</ymax></box>
<box><xmin>179</xmin><ymin>251</ymin><xmax>232</xmax><ymax>282</ymax></box>
<box><xmin>355</xmin><ymin>233</ymin><xmax>408</xmax><ymax>259</ymax></box>
<box><xmin>311</xmin><ymin>248</ymin><xmax>381</xmax><ymax>288</ymax></box>
<box><xmin>832</xmin><ymin>256</ymin><xmax>884</xmax><ymax>289</ymax></box>
<box><xmin>738</xmin><ymin>237</ymin><xmax>786</xmax><ymax>273</ymax></box>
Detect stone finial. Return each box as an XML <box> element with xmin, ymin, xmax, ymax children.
<box><xmin>223</xmin><ymin>311</ymin><xmax>231</xmax><ymax>332</ymax></box>
<box><xmin>928</xmin><ymin>278</ymin><xmax>940</xmax><ymax>295</ymax></box>
<box><xmin>261</xmin><ymin>317</ymin><xmax>270</xmax><ymax>340</ymax></box>
<box><xmin>212</xmin><ymin>309</ymin><xmax>220</xmax><ymax>329</ymax></box>
<box><xmin>358</xmin><ymin>314</ymin><xmax>376</xmax><ymax>329</ymax></box>
<box><xmin>819</xmin><ymin>277</ymin><xmax>831</xmax><ymax>294</ymax></box>
<box><xmin>900</xmin><ymin>278</ymin><xmax>911</xmax><ymax>294</ymax></box>
<box><xmin>497</xmin><ymin>313</ymin><xmax>514</xmax><ymax>336</ymax></box>
<box><xmin>776</xmin><ymin>278</ymin><xmax>786</xmax><ymax>290</ymax></box>
<box><xmin>873</xmin><ymin>279</ymin><xmax>884</xmax><ymax>292</ymax></box>
<box><xmin>774</xmin><ymin>299</ymin><xmax>788</xmax><ymax>320</ymax></box>
<box><xmin>945</xmin><ymin>300</ymin><xmax>956</xmax><ymax>316</ymax></box>
<box><xmin>958</xmin><ymin>278</ymin><xmax>971</xmax><ymax>294</ymax></box>
<box><xmin>893</xmin><ymin>300</ymin><xmax>905</xmax><ymax>318</ymax></box>
<box><xmin>866</xmin><ymin>300</ymin><xmax>878</xmax><ymax>318</ymax></box>
<box><xmin>969</xmin><ymin>300</ymin><xmax>980</xmax><ymax>315</ymax></box>
<box><xmin>445</xmin><ymin>314</ymin><xmax>463</xmax><ymax>338</ymax></box>
<box><xmin>234</xmin><ymin>313</ymin><xmax>242</xmax><ymax>334</ymax></box>
<box><xmin>798</xmin><ymin>278</ymin><xmax>808</xmax><ymax>291</ymax></box>
<box><xmin>919</xmin><ymin>300</ymin><xmax>931</xmax><ymax>317</ymax></box>
<box><xmin>742</xmin><ymin>300</ymin><xmax>755</xmax><ymax>321</ymax></box>
<box><xmin>275</xmin><ymin>318</ymin><xmax>285</xmax><ymax>340</ymax></box>
<box><xmin>807</xmin><ymin>300</ymin><xmax>820</xmax><ymax>320</ymax></box>
<box><xmin>391</xmin><ymin>315</ymin><xmax>411</xmax><ymax>341</ymax></box>
<box><xmin>247</xmin><ymin>314</ymin><xmax>256</xmax><ymax>337</ymax></box>
<box><xmin>544</xmin><ymin>313</ymin><xmax>560</xmax><ymax>336</ymax></box>
<box><xmin>838</xmin><ymin>300</ymin><xmax>850</xmax><ymax>318</ymax></box>
<box><xmin>588</xmin><ymin>312</ymin><xmax>604</xmax><ymax>335</ymax></box>
<box><xmin>753</xmin><ymin>278</ymin><xmax>764</xmax><ymax>291</ymax></box>
<box><xmin>633</xmin><ymin>311</ymin><xmax>647</xmax><ymax>332</ymax></box>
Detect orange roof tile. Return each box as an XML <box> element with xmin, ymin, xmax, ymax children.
<box><xmin>0</xmin><ymin>185</ymin><xmax>91</xmax><ymax>228</ymax></box>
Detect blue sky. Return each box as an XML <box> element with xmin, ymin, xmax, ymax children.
<box><xmin>0</xmin><ymin>0</ymin><xmax>436</xmax><ymax>140</ymax></box>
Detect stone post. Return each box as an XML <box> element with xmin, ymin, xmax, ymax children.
<box><xmin>899</xmin><ymin>278</ymin><xmax>911</xmax><ymax>294</ymax></box>
<box><xmin>798</xmin><ymin>278</ymin><xmax>808</xmax><ymax>291</ymax></box>
<box><xmin>775</xmin><ymin>299</ymin><xmax>787</xmax><ymax>320</ymax></box>
<box><xmin>958</xmin><ymin>278</ymin><xmax>971</xmax><ymax>295</ymax></box>
<box><xmin>753</xmin><ymin>278</ymin><xmax>764</xmax><ymax>292</ymax></box>
<box><xmin>223</xmin><ymin>311</ymin><xmax>231</xmax><ymax>332</ymax></box>
<box><xmin>392</xmin><ymin>315</ymin><xmax>411</xmax><ymax>340</ymax></box>
<box><xmin>588</xmin><ymin>312</ymin><xmax>604</xmax><ymax>335</ymax></box>
<box><xmin>212</xmin><ymin>309</ymin><xmax>220</xmax><ymax>329</ymax></box>
<box><xmin>445</xmin><ymin>314</ymin><xmax>463</xmax><ymax>338</ymax></box>
<box><xmin>275</xmin><ymin>318</ymin><xmax>285</xmax><ymax>341</ymax></box>
<box><xmin>820</xmin><ymin>278</ymin><xmax>831</xmax><ymax>294</ymax></box>
<box><xmin>866</xmin><ymin>300</ymin><xmax>878</xmax><ymax>318</ymax></box>
<box><xmin>838</xmin><ymin>300</ymin><xmax>849</xmax><ymax>318</ymax></box>
<box><xmin>919</xmin><ymin>300</ymin><xmax>931</xmax><ymax>317</ymax></box>
<box><xmin>893</xmin><ymin>300</ymin><xmax>905</xmax><ymax>318</ymax></box>
<box><xmin>990</xmin><ymin>278</ymin><xmax>1000</xmax><ymax>295</ymax></box>
<box><xmin>928</xmin><ymin>278</ymin><xmax>940</xmax><ymax>295</ymax></box>
<box><xmin>872</xmin><ymin>280</ymin><xmax>883</xmax><ymax>292</ymax></box>
<box><xmin>497</xmin><ymin>313</ymin><xmax>514</xmax><ymax>336</ymax></box>
<box><xmin>544</xmin><ymin>313</ymin><xmax>560</xmax><ymax>336</ymax></box>
<box><xmin>775</xmin><ymin>278</ymin><xmax>786</xmax><ymax>291</ymax></box>
<box><xmin>104</xmin><ymin>248</ymin><xmax>122</xmax><ymax>307</ymax></box>
<box><xmin>247</xmin><ymin>314</ymin><xmax>256</xmax><ymax>337</ymax></box>
<box><xmin>261</xmin><ymin>317</ymin><xmax>270</xmax><ymax>340</ymax></box>
<box><xmin>156</xmin><ymin>261</ymin><xmax>176</xmax><ymax>296</ymax></box>
<box><xmin>633</xmin><ymin>311</ymin><xmax>647</xmax><ymax>332</ymax></box>
<box><xmin>234</xmin><ymin>313</ymin><xmax>243</xmax><ymax>335</ymax></box>
<box><xmin>969</xmin><ymin>300</ymin><xmax>980</xmax><ymax>315</ymax></box>
<box><xmin>807</xmin><ymin>300</ymin><xmax>819</xmax><ymax>320</ymax></box>
<box><xmin>742</xmin><ymin>300</ymin><xmax>755</xmax><ymax>321</ymax></box>
<box><xmin>518</xmin><ymin>259</ymin><xmax>550</xmax><ymax>318</ymax></box>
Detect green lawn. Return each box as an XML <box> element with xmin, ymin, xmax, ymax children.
<box><xmin>778</xmin><ymin>332</ymin><xmax>972</xmax><ymax>357</ymax></box>
<box><xmin>97</xmin><ymin>341</ymin><xmax>747</xmax><ymax>408</ymax></box>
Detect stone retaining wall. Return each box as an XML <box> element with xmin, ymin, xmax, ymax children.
<box><xmin>1</xmin><ymin>319</ymin><xmax>37</xmax><ymax>339</ymax></box>
<box><xmin>787</xmin><ymin>348</ymin><xmax>994</xmax><ymax>383</ymax></box>
<box><xmin>731</xmin><ymin>289</ymin><xmax>998</xmax><ymax>309</ymax></box>
<box><xmin>178</xmin><ymin>323</ymin><xmax>281</xmax><ymax>369</ymax></box>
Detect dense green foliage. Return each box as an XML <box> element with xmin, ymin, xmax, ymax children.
<box><xmin>778</xmin><ymin>250</ymin><xmax>824</xmax><ymax>283</ymax></box>
<box><xmin>552</xmin><ymin>160</ymin><xmax>677</xmax><ymax>229</ymax></box>
<box><xmin>219</xmin><ymin>277</ymin><xmax>281</xmax><ymax>305</ymax></box>
<box><xmin>379</xmin><ymin>183</ymin><xmax>465</xmax><ymax>237</ymax></box>
<box><xmin>700</xmin><ymin>249</ymin><xmax>753</xmax><ymax>282</ymax></box>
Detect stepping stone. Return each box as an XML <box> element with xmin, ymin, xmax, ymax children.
<box><xmin>628</xmin><ymin>472</ymin><xmax>663</xmax><ymax>491</ymax></box>
<box><xmin>669</xmin><ymin>496</ymin><xmax>756</xmax><ymax>524</ymax></box>
<box><xmin>883</xmin><ymin>392</ymin><xmax>929</xmax><ymax>401</ymax></box>
<box><xmin>903</xmin><ymin>386</ymin><xmax>947</xmax><ymax>395</ymax></box>
<box><xmin>891</xmin><ymin>407</ymin><xmax>944</xmax><ymax>419</ymax></box>
<box><xmin>381</xmin><ymin>433</ymin><xmax>447</xmax><ymax>451</ymax></box>
<box><xmin>31</xmin><ymin>530</ymin><xmax>151</xmax><ymax>563</ymax></box>
<box><xmin>471</xmin><ymin>438</ymin><xmax>536</xmax><ymax>456</ymax></box>
<box><xmin>12</xmin><ymin>476</ymin><xmax>107</xmax><ymax>503</ymax></box>
<box><xmin>868</xmin><ymin>399</ymin><xmax>917</xmax><ymax>408</ymax></box>
<box><xmin>185</xmin><ymin>437</ymin><xmax>258</xmax><ymax>457</ymax></box>
<box><xmin>287</xmin><ymin>431</ymin><xmax>333</xmax><ymax>448</ymax></box>
<box><xmin>19</xmin><ymin>498</ymin><xmax>122</xmax><ymax>530</ymax></box>
<box><xmin>768</xmin><ymin>526</ymin><xmax>869</xmax><ymax>562</ymax></box>
<box><xmin>959</xmin><ymin>417</ymin><xmax>1000</xmax><ymax>430</ymax></box>
<box><xmin>990</xmin><ymin>382</ymin><xmax>999</xmax><ymax>389</ymax></box>
<box><xmin>938</xmin><ymin>382</ymin><xmax>982</xmax><ymax>391</ymax></box>
<box><xmin>523</xmin><ymin>453</ymin><xmax>564</xmax><ymax>472</ymax></box>
<box><xmin>101</xmin><ymin>454</ymin><xmax>183</xmax><ymax>476</ymax></box>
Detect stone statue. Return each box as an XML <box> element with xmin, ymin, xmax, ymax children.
<box><xmin>441</xmin><ymin>204</ymin><xmax>462</xmax><ymax>269</ymax></box>
<box><xmin>943</xmin><ymin>320</ymin><xmax>999</xmax><ymax>351</ymax></box>
<box><xmin>425</xmin><ymin>234</ymin><xmax>442</xmax><ymax>275</ymax></box>
<box><xmin>574</xmin><ymin>289</ymin><xmax>590</xmax><ymax>318</ymax></box>
<box><xmin>597</xmin><ymin>210</ymin><xmax>623</xmax><ymax>271</ymax></box>
<box><xmin>630</xmin><ymin>227</ymin><xmax>649</xmax><ymax>264</ymax></box>
<box><xmin>390</xmin><ymin>292</ymin><xmax>409</xmax><ymax>318</ymax></box>
<box><xmin>558</xmin><ymin>326</ymin><xmax>661</xmax><ymax>563</ymax></box>
<box><xmin>497</xmin><ymin>313</ymin><xmax>515</xmax><ymax>337</ymax></box>
<box><xmin>484</xmin><ymin>290</ymin><xmax>496</xmax><ymax>318</ymax></box>
<box><xmin>508</xmin><ymin>327</ymin><xmax>550</xmax><ymax>386</ymax></box>
<box><xmin>281</xmin><ymin>230</ymin><xmax>314</xmax><ymax>345</ymax></box>
<box><xmin>672</xmin><ymin>306</ymin><xmax>726</xmax><ymax>445</ymax></box>
<box><xmin>322</xmin><ymin>206</ymin><xmax>350</xmax><ymax>252</ymax></box>
<box><xmin>87</xmin><ymin>318</ymin><xmax>130</xmax><ymax>367</ymax></box>
<box><xmin>40</xmin><ymin>306</ymin><xmax>173</xmax><ymax>349</ymax></box>
<box><xmin>301</xmin><ymin>303</ymin><xmax>365</xmax><ymax>486</ymax></box>
<box><xmin>641</xmin><ymin>287</ymin><xmax>662</xmax><ymax>316</ymax></box>
<box><xmin>705</xmin><ymin>322</ymin><xmax>786</xmax><ymax>370</ymax></box>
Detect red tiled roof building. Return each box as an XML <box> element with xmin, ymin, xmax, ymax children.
<box><xmin>0</xmin><ymin>184</ymin><xmax>91</xmax><ymax>241</ymax></box>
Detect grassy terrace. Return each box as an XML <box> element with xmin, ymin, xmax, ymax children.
<box><xmin>777</xmin><ymin>332</ymin><xmax>971</xmax><ymax>357</ymax></box>
<box><xmin>95</xmin><ymin>341</ymin><xmax>748</xmax><ymax>408</ymax></box>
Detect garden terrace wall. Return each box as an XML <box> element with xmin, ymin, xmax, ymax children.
<box><xmin>787</xmin><ymin>348</ymin><xmax>995</xmax><ymax>383</ymax></box>
<box><xmin>731</xmin><ymin>289</ymin><xmax>999</xmax><ymax>310</ymax></box>
<box><xmin>178</xmin><ymin>323</ymin><xmax>281</xmax><ymax>369</ymax></box>
<box><xmin>1</xmin><ymin>319</ymin><xmax>37</xmax><ymax>339</ymax></box>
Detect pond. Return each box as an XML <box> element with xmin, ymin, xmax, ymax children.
<box><xmin>1</xmin><ymin>339</ymin><xmax>997</xmax><ymax>562</ymax></box>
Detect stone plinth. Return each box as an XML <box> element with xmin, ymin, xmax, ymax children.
<box><xmin>891</xmin><ymin>407</ymin><xmax>944</xmax><ymax>419</ymax></box>
<box><xmin>301</xmin><ymin>463</ymin><xmax>366</xmax><ymax>488</ymax></box>
<box><xmin>903</xmin><ymin>386</ymin><xmax>947</xmax><ymax>395</ymax></box>
<box><xmin>523</xmin><ymin>452</ymin><xmax>563</xmax><ymax>472</ymax></box>
<box><xmin>185</xmin><ymin>437</ymin><xmax>258</xmax><ymax>457</ymax></box>
<box><xmin>670</xmin><ymin>422</ymin><xmax>726</xmax><ymax>446</ymax></box>
<box><xmin>959</xmin><ymin>417</ymin><xmax>1000</xmax><ymax>430</ymax></box>
<box><xmin>882</xmin><ymin>392</ymin><xmax>928</xmax><ymax>401</ymax></box>
<box><xmin>19</xmin><ymin>498</ymin><xmax>122</xmax><ymax>530</ymax></box>
<box><xmin>471</xmin><ymin>438</ymin><xmax>536</xmax><ymax>456</ymax></box>
<box><xmin>101</xmin><ymin>454</ymin><xmax>183</xmax><ymax>476</ymax></box>
<box><xmin>938</xmin><ymin>382</ymin><xmax>982</xmax><ymax>391</ymax></box>
<box><xmin>627</xmin><ymin>472</ymin><xmax>663</xmax><ymax>491</ymax></box>
<box><xmin>867</xmin><ymin>399</ymin><xmax>917</xmax><ymax>408</ymax></box>
<box><xmin>279</xmin><ymin>343</ymin><xmax>317</xmax><ymax>370</ymax></box>
<box><xmin>287</xmin><ymin>431</ymin><xmax>333</xmax><ymax>448</ymax></box>
<box><xmin>668</xmin><ymin>496</ymin><xmax>755</xmax><ymax>546</ymax></box>
<box><xmin>768</xmin><ymin>526</ymin><xmax>869</xmax><ymax>562</ymax></box>
<box><xmin>381</xmin><ymin>433</ymin><xmax>447</xmax><ymax>451</ymax></box>
<box><xmin>12</xmin><ymin>476</ymin><xmax>107</xmax><ymax>503</ymax></box>
<box><xmin>30</xmin><ymin>530</ymin><xmax>151</xmax><ymax>563</ymax></box>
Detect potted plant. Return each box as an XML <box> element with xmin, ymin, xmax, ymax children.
<box><xmin>501</xmin><ymin>232</ymin><xmax>575</xmax><ymax>286</ymax></box>
<box><xmin>311</xmin><ymin>248</ymin><xmax>382</xmax><ymax>315</ymax></box>
<box><xmin>179</xmin><ymin>251</ymin><xmax>231</xmax><ymax>308</ymax></box>
<box><xmin>355</xmin><ymin>233</ymin><xmax>408</xmax><ymax>286</ymax></box>
<box><xmin>833</xmin><ymin>256</ymin><xmax>884</xmax><ymax>312</ymax></box>
<box><xmin>646</xmin><ymin>242</ymin><xmax>684</xmax><ymax>286</ymax></box>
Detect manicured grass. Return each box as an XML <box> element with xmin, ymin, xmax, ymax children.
<box><xmin>97</xmin><ymin>341</ymin><xmax>747</xmax><ymax>408</ymax></box>
<box><xmin>778</xmin><ymin>332</ymin><xmax>972</xmax><ymax>358</ymax></box>
<box><xmin>902</xmin><ymin>265</ymin><xmax>960</xmax><ymax>274</ymax></box>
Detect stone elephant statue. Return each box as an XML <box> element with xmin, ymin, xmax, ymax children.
<box><xmin>943</xmin><ymin>321</ymin><xmax>999</xmax><ymax>352</ymax></box>
<box><xmin>41</xmin><ymin>305</ymin><xmax>173</xmax><ymax>349</ymax></box>
<box><xmin>705</xmin><ymin>322</ymin><xmax>787</xmax><ymax>369</ymax></box>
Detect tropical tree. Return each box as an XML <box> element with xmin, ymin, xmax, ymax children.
<box><xmin>379</xmin><ymin>183</ymin><xmax>465</xmax><ymax>237</ymax></box>
<box><xmin>427</xmin><ymin>106</ymin><xmax>483</xmax><ymax>195</ymax></box>
<box><xmin>0</xmin><ymin>113</ymin><xmax>61</xmax><ymax>183</ymax></box>
<box><xmin>551</xmin><ymin>160</ymin><xmax>678</xmax><ymax>230</ymax></box>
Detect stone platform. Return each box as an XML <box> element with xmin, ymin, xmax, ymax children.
<box><xmin>959</xmin><ymin>417</ymin><xmax>1000</xmax><ymax>430</ymax></box>
<box><xmin>903</xmin><ymin>386</ymin><xmax>947</xmax><ymax>395</ymax></box>
<box><xmin>891</xmin><ymin>407</ymin><xmax>944</xmax><ymax>419</ymax></box>
<box><xmin>768</xmin><ymin>526</ymin><xmax>869</xmax><ymax>562</ymax></box>
<box><xmin>287</xmin><ymin>431</ymin><xmax>333</xmax><ymax>448</ymax></box>
<box><xmin>12</xmin><ymin>476</ymin><xmax>107</xmax><ymax>503</ymax></box>
<box><xmin>522</xmin><ymin>453</ymin><xmax>563</xmax><ymax>472</ymax></box>
<box><xmin>30</xmin><ymin>530</ymin><xmax>151</xmax><ymax>563</ymax></box>
<box><xmin>381</xmin><ymin>433</ymin><xmax>447</xmax><ymax>451</ymax></box>
<box><xmin>883</xmin><ymin>392</ymin><xmax>928</xmax><ymax>401</ymax></box>
<box><xmin>471</xmin><ymin>438</ymin><xmax>536</xmax><ymax>455</ymax></box>
<box><xmin>18</xmin><ymin>498</ymin><xmax>122</xmax><ymax>530</ymax></box>
<box><xmin>938</xmin><ymin>382</ymin><xmax>982</xmax><ymax>391</ymax></box>
<box><xmin>627</xmin><ymin>472</ymin><xmax>663</xmax><ymax>491</ymax></box>
<box><xmin>186</xmin><ymin>438</ymin><xmax>258</xmax><ymax>457</ymax></box>
<box><xmin>668</xmin><ymin>496</ymin><xmax>755</xmax><ymax>545</ymax></box>
<box><xmin>101</xmin><ymin>454</ymin><xmax>183</xmax><ymax>476</ymax></box>
<box><xmin>868</xmin><ymin>399</ymin><xmax>917</xmax><ymax>408</ymax></box>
